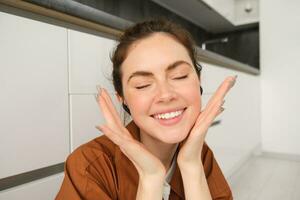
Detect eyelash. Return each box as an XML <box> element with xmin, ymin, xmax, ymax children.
<box><xmin>174</xmin><ymin>75</ymin><xmax>188</xmax><ymax>80</ymax></box>
<box><xmin>135</xmin><ymin>85</ymin><xmax>150</xmax><ymax>89</ymax></box>
<box><xmin>135</xmin><ymin>75</ymin><xmax>189</xmax><ymax>90</ymax></box>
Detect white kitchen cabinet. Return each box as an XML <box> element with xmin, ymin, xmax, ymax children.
<box><xmin>68</xmin><ymin>29</ymin><xmax>117</xmax><ymax>94</ymax></box>
<box><xmin>0</xmin><ymin>173</ymin><xmax>64</xmax><ymax>200</ymax></box>
<box><xmin>68</xmin><ymin>29</ymin><xmax>124</xmax><ymax>150</ymax></box>
<box><xmin>0</xmin><ymin>11</ymin><xmax>69</xmax><ymax>179</ymax></box>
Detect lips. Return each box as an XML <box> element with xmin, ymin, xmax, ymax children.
<box><xmin>150</xmin><ymin>107</ymin><xmax>187</xmax><ymax>117</ymax></box>
<box><xmin>154</xmin><ymin>110</ymin><xmax>183</xmax><ymax>120</ymax></box>
<box><xmin>151</xmin><ymin>107</ymin><xmax>186</xmax><ymax>126</ymax></box>
<box><xmin>151</xmin><ymin>107</ymin><xmax>187</xmax><ymax>126</ymax></box>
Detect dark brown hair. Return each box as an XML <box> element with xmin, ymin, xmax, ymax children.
<box><xmin>110</xmin><ymin>17</ymin><xmax>203</xmax><ymax>115</ymax></box>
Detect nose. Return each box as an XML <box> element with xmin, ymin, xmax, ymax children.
<box><xmin>155</xmin><ymin>82</ymin><xmax>177</xmax><ymax>103</ymax></box>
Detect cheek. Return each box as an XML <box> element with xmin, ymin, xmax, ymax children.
<box><xmin>180</xmin><ymin>79</ymin><xmax>202</xmax><ymax>111</ymax></box>
<box><xmin>184</xmin><ymin>87</ymin><xmax>201</xmax><ymax>112</ymax></box>
<box><xmin>179</xmin><ymin>84</ymin><xmax>202</xmax><ymax>131</ymax></box>
<box><xmin>125</xmin><ymin>92</ymin><xmax>152</xmax><ymax>116</ymax></box>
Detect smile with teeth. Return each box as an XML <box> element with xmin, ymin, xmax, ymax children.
<box><xmin>153</xmin><ymin>109</ymin><xmax>185</xmax><ymax>120</ymax></box>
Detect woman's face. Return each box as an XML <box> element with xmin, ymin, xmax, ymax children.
<box><xmin>121</xmin><ymin>33</ymin><xmax>202</xmax><ymax>144</ymax></box>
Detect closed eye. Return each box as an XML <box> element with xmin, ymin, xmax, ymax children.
<box><xmin>174</xmin><ymin>75</ymin><xmax>188</xmax><ymax>80</ymax></box>
<box><xmin>135</xmin><ymin>84</ymin><xmax>150</xmax><ymax>89</ymax></box>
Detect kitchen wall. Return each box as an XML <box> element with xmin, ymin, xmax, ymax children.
<box><xmin>26</xmin><ymin>0</ymin><xmax>260</xmax><ymax>69</ymax></box>
<box><xmin>0</xmin><ymin>3</ymin><xmax>260</xmax><ymax>199</ymax></box>
<box><xmin>201</xmin><ymin>62</ymin><xmax>261</xmax><ymax>177</ymax></box>
<box><xmin>260</xmin><ymin>0</ymin><xmax>300</xmax><ymax>156</ymax></box>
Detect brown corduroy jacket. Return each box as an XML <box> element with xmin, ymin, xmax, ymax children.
<box><xmin>56</xmin><ymin>120</ymin><xmax>233</xmax><ymax>200</ymax></box>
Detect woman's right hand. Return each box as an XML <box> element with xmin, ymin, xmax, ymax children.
<box><xmin>95</xmin><ymin>87</ymin><xmax>166</xmax><ymax>180</ymax></box>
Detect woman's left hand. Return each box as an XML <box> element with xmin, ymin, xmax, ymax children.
<box><xmin>177</xmin><ymin>75</ymin><xmax>237</xmax><ymax>168</ymax></box>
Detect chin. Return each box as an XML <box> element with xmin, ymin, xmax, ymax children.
<box><xmin>156</xmin><ymin>127</ymin><xmax>190</xmax><ymax>144</ymax></box>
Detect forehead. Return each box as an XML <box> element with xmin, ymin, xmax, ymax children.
<box><xmin>121</xmin><ymin>33</ymin><xmax>192</xmax><ymax>75</ymax></box>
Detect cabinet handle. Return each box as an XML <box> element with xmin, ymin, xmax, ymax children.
<box><xmin>0</xmin><ymin>162</ymin><xmax>64</xmax><ymax>191</ymax></box>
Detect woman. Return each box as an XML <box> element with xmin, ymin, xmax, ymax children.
<box><xmin>56</xmin><ymin>18</ymin><xmax>236</xmax><ymax>200</ymax></box>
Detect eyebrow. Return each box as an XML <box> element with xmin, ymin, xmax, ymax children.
<box><xmin>127</xmin><ymin>60</ymin><xmax>192</xmax><ymax>83</ymax></box>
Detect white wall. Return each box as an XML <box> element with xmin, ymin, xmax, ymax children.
<box><xmin>260</xmin><ymin>0</ymin><xmax>300</xmax><ymax>155</ymax></box>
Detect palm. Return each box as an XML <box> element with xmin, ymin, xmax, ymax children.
<box><xmin>95</xmin><ymin>87</ymin><xmax>166</xmax><ymax>177</ymax></box>
<box><xmin>177</xmin><ymin>76</ymin><xmax>237</xmax><ymax>166</ymax></box>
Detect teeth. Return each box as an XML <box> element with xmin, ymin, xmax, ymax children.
<box><xmin>154</xmin><ymin>109</ymin><xmax>184</xmax><ymax>120</ymax></box>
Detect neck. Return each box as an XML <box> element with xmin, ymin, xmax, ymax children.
<box><xmin>140</xmin><ymin>130</ymin><xmax>179</xmax><ymax>171</ymax></box>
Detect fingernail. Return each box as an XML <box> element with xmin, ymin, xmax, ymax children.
<box><xmin>94</xmin><ymin>94</ymin><xmax>98</xmax><ymax>101</ymax></box>
<box><xmin>222</xmin><ymin>100</ymin><xmax>225</xmax><ymax>106</ymax></box>
<box><xmin>230</xmin><ymin>79</ymin><xmax>236</xmax><ymax>87</ymax></box>
<box><xmin>231</xmin><ymin>81</ymin><xmax>236</xmax><ymax>87</ymax></box>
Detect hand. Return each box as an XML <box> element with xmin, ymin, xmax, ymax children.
<box><xmin>177</xmin><ymin>75</ymin><xmax>237</xmax><ymax>168</ymax></box>
<box><xmin>95</xmin><ymin>87</ymin><xmax>166</xmax><ymax>179</ymax></box>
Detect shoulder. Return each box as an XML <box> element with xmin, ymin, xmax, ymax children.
<box><xmin>57</xmin><ymin>136</ymin><xmax>119</xmax><ymax>199</ymax></box>
<box><xmin>65</xmin><ymin>135</ymin><xmax>117</xmax><ymax>174</ymax></box>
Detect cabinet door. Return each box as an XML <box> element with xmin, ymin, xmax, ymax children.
<box><xmin>68</xmin><ymin>29</ymin><xmax>125</xmax><ymax>150</ymax></box>
<box><xmin>0</xmin><ymin>11</ymin><xmax>69</xmax><ymax>179</ymax></box>
<box><xmin>68</xmin><ymin>29</ymin><xmax>117</xmax><ymax>94</ymax></box>
<box><xmin>0</xmin><ymin>173</ymin><xmax>64</xmax><ymax>200</ymax></box>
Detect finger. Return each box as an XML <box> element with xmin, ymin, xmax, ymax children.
<box><xmin>205</xmin><ymin>75</ymin><xmax>236</xmax><ymax>111</ymax></box>
<box><xmin>197</xmin><ymin>76</ymin><xmax>234</xmax><ymax>122</ymax></box>
<box><xmin>195</xmin><ymin>98</ymin><xmax>224</xmax><ymax>126</ymax></box>
<box><xmin>96</xmin><ymin>124</ymin><xmax>124</xmax><ymax>146</ymax></box>
<box><xmin>122</xmin><ymin>142</ymin><xmax>164</xmax><ymax>175</ymax></box>
<box><xmin>188</xmin><ymin>84</ymin><xmax>228</xmax><ymax>144</ymax></box>
<box><xmin>187</xmin><ymin>100</ymin><xmax>221</xmax><ymax>145</ymax></box>
<box><xmin>207</xmin><ymin>76</ymin><xmax>235</xmax><ymax>105</ymax></box>
<box><xmin>96</xmin><ymin>88</ymin><xmax>132</xmax><ymax>138</ymax></box>
<box><xmin>100</xmin><ymin>88</ymin><xmax>125</xmax><ymax>129</ymax></box>
<box><xmin>96</xmin><ymin>125</ymin><xmax>156</xmax><ymax>173</ymax></box>
<box><xmin>96</xmin><ymin>91</ymin><xmax>123</xmax><ymax>134</ymax></box>
<box><xmin>97</xmin><ymin>123</ymin><xmax>136</xmax><ymax>165</ymax></box>
<box><xmin>196</xmin><ymin>99</ymin><xmax>224</xmax><ymax>130</ymax></box>
<box><xmin>205</xmin><ymin>100</ymin><xmax>225</xmax><ymax>126</ymax></box>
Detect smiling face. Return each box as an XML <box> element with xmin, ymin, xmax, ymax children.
<box><xmin>120</xmin><ymin>32</ymin><xmax>202</xmax><ymax>144</ymax></box>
